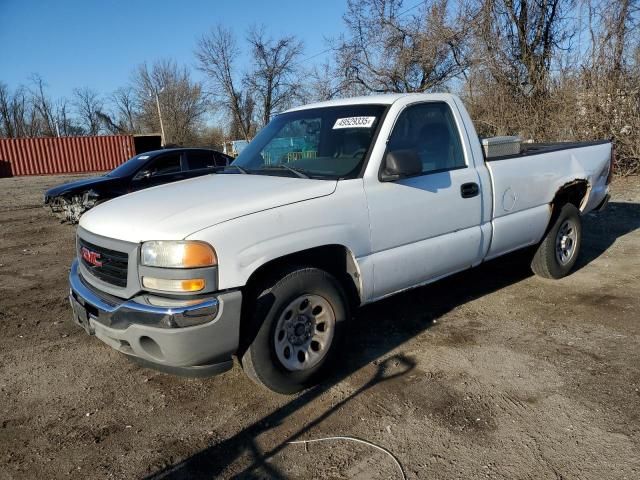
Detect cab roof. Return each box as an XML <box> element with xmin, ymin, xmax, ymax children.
<box><xmin>283</xmin><ymin>93</ymin><xmax>456</xmax><ymax>113</ymax></box>
<box><xmin>139</xmin><ymin>147</ymin><xmax>217</xmax><ymax>157</ymax></box>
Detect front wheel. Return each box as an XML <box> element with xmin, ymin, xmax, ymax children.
<box><xmin>240</xmin><ymin>267</ymin><xmax>349</xmax><ymax>394</ymax></box>
<box><xmin>531</xmin><ymin>203</ymin><xmax>582</xmax><ymax>279</ymax></box>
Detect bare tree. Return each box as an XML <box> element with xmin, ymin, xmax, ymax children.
<box><xmin>54</xmin><ymin>97</ymin><xmax>81</xmax><ymax>136</ymax></box>
<box><xmin>585</xmin><ymin>0</ymin><xmax>639</xmax><ymax>74</ymax></box>
<box><xmin>227</xmin><ymin>93</ymin><xmax>256</xmax><ymax>140</ymax></box>
<box><xmin>195</xmin><ymin>125</ymin><xmax>226</xmax><ymax>150</ymax></box>
<box><xmin>297</xmin><ymin>58</ymin><xmax>368</xmax><ymax>103</ymax></box>
<box><xmin>245</xmin><ymin>25</ymin><xmax>304</xmax><ymax>126</ymax></box>
<box><xmin>29</xmin><ymin>74</ymin><xmax>57</xmax><ymax>136</ymax></box>
<box><xmin>462</xmin><ymin>0</ymin><xmax>639</xmax><ymax>174</ymax></box>
<box><xmin>574</xmin><ymin>0</ymin><xmax>640</xmax><ymax>174</ymax></box>
<box><xmin>462</xmin><ymin>0</ymin><xmax>576</xmax><ymax>140</ymax></box>
<box><xmin>133</xmin><ymin>59</ymin><xmax>207</xmax><ymax>145</ymax></box>
<box><xmin>475</xmin><ymin>0</ymin><xmax>574</xmax><ymax>97</ymax></box>
<box><xmin>0</xmin><ymin>82</ymin><xmax>16</xmax><ymax>137</ymax></box>
<box><xmin>336</xmin><ymin>0</ymin><xmax>473</xmax><ymax>93</ymax></box>
<box><xmin>111</xmin><ymin>86</ymin><xmax>139</xmax><ymax>133</ymax></box>
<box><xmin>304</xmin><ymin>62</ymin><xmax>342</xmax><ymax>102</ymax></box>
<box><xmin>96</xmin><ymin>87</ymin><xmax>140</xmax><ymax>135</ymax></box>
<box><xmin>195</xmin><ymin>25</ymin><xmax>255</xmax><ymax>140</ymax></box>
<box><xmin>73</xmin><ymin>87</ymin><xmax>103</xmax><ymax>135</ymax></box>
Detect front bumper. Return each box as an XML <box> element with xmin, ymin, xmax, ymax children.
<box><xmin>68</xmin><ymin>259</ymin><xmax>242</xmax><ymax>377</ymax></box>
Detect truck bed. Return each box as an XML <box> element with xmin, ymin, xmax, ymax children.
<box><xmin>483</xmin><ymin>138</ymin><xmax>611</xmax><ymax>261</ymax></box>
<box><xmin>485</xmin><ymin>139</ymin><xmax>611</xmax><ymax>162</ymax></box>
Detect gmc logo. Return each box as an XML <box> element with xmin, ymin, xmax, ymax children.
<box><xmin>81</xmin><ymin>246</ymin><xmax>103</xmax><ymax>267</ymax></box>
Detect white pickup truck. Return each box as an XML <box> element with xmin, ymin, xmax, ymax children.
<box><xmin>69</xmin><ymin>93</ymin><xmax>612</xmax><ymax>393</ymax></box>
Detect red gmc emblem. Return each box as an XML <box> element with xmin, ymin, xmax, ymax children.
<box><xmin>81</xmin><ymin>246</ymin><xmax>103</xmax><ymax>267</ymax></box>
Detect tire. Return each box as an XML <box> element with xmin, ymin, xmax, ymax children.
<box><xmin>531</xmin><ymin>203</ymin><xmax>582</xmax><ymax>279</ymax></box>
<box><xmin>240</xmin><ymin>267</ymin><xmax>349</xmax><ymax>394</ymax></box>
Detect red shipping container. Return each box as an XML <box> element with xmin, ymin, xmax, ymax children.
<box><xmin>0</xmin><ymin>135</ymin><xmax>136</xmax><ymax>177</ymax></box>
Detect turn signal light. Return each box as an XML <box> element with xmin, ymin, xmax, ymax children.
<box><xmin>142</xmin><ymin>277</ymin><xmax>205</xmax><ymax>293</ymax></box>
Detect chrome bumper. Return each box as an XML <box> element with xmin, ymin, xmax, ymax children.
<box><xmin>68</xmin><ymin>259</ymin><xmax>242</xmax><ymax>377</ymax></box>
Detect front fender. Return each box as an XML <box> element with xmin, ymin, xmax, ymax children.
<box><xmin>186</xmin><ymin>179</ymin><xmax>372</xmax><ymax>296</ymax></box>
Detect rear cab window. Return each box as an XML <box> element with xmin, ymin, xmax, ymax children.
<box><xmin>186</xmin><ymin>151</ymin><xmax>218</xmax><ymax>171</ymax></box>
<box><xmin>213</xmin><ymin>153</ymin><xmax>231</xmax><ymax>167</ymax></box>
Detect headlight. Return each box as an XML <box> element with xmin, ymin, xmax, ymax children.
<box><xmin>141</xmin><ymin>241</ymin><xmax>217</xmax><ymax>268</ymax></box>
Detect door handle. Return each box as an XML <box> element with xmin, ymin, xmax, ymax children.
<box><xmin>460</xmin><ymin>182</ymin><xmax>479</xmax><ymax>198</ymax></box>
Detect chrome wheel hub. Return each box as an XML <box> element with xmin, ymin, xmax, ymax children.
<box><xmin>555</xmin><ymin>219</ymin><xmax>577</xmax><ymax>265</ymax></box>
<box><xmin>274</xmin><ymin>294</ymin><xmax>335</xmax><ymax>371</ymax></box>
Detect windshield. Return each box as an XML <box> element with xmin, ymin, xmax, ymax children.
<box><xmin>106</xmin><ymin>154</ymin><xmax>151</xmax><ymax>178</ymax></box>
<box><xmin>232</xmin><ymin>104</ymin><xmax>387</xmax><ymax>179</ymax></box>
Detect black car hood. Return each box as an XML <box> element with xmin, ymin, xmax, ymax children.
<box><xmin>44</xmin><ymin>175</ymin><xmax>120</xmax><ymax>198</ymax></box>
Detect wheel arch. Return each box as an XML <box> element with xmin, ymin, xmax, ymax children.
<box><xmin>243</xmin><ymin>244</ymin><xmax>363</xmax><ymax>307</ymax></box>
<box><xmin>544</xmin><ymin>179</ymin><xmax>589</xmax><ymax>234</ymax></box>
<box><xmin>237</xmin><ymin>244</ymin><xmax>362</xmax><ymax>357</ymax></box>
<box><xmin>551</xmin><ymin>179</ymin><xmax>590</xmax><ymax>213</ymax></box>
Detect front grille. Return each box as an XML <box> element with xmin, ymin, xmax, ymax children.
<box><xmin>78</xmin><ymin>237</ymin><xmax>128</xmax><ymax>287</ymax></box>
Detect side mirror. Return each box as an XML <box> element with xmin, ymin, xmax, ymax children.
<box><xmin>380</xmin><ymin>149</ymin><xmax>422</xmax><ymax>181</ymax></box>
<box><xmin>135</xmin><ymin>169</ymin><xmax>152</xmax><ymax>180</ymax></box>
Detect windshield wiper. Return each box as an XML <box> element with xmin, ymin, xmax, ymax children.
<box><xmin>259</xmin><ymin>164</ymin><xmax>310</xmax><ymax>179</ymax></box>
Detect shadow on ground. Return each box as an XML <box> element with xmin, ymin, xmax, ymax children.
<box><xmin>576</xmin><ymin>201</ymin><xmax>640</xmax><ymax>269</ymax></box>
<box><xmin>148</xmin><ymin>201</ymin><xmax>640</xmax><ymax>479</ymax></box>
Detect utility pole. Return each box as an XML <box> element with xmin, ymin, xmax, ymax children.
<box><xmin>152</xmin><ymin>87</ymin><xmax>166</xmax><ymax>146</ymax></box>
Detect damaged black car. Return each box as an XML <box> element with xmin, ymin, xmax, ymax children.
<box><xmin>44</xmin><ymin>147</ymin><xmax>231</xmax><ymax>223</ymax></box>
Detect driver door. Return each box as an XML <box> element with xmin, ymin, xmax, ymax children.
<box><xmin>132</xmin><ymin>151</ymin><xmax>185</xmax><ymax>191</ymax></box>
<box><xmin>365</xmin><ymin>101</ymin><xmax>484</xmax><ymax>298</ymax></box>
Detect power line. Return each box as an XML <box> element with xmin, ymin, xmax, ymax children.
<box><xmin>297</xmin><ymin>47</ymin><xmax>333</xmax><ymax>66</ymax></box>
<box><xmin>395</xmin><ymin>0</ymin><xmax>427</xmax><ymax>17</ymax></box>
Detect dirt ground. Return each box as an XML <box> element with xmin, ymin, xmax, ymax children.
<box><xmin>0</xmin><ymin>174</ymin><xmax>639</xmax><ymax>480</ymax></box>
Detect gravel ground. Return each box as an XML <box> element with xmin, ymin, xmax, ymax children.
<box><xmin>0</xmin><ymin>174</ymin><xmax>639</xmax><ymax>480</ymax></box>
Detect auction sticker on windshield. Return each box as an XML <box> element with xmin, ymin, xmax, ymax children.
<box><xmin>333</xmin><ymin>116</ymin><xmax>377</xmax><ymax>129</ymax></box>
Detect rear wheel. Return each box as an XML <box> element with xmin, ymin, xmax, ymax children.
<box><xmin>240</xmin><ymin>267</ymin><xmax>349</xmax><ymax>394</ymax></box>
<box><xmin>531</xmin><ymin>203</ymin><xmax>582</xmax><ymax>279</ymax></box>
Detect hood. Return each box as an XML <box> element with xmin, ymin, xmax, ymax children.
<box><xmin>80</xmin><ymin>173</ymin><xmax>337</xmax><ymax>242</ymax></box>
<box><xmin>45</xmin><ymin>175</ymin><xmax>115</xmax><ymax>198</ymax></box>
